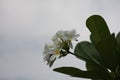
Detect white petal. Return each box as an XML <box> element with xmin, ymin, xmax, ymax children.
<box><xmin>52</xmin><ymin>35</ymin><xmax>57</xmax><ymax>42</ymax></box>
<box><xmin>69</xmin><ymin>41</ymin><xmax>73</xmax><ymax>49</ymax></box>
<box><xmin>70</xmin><ymin>29</ymin><xmax>76</xmax><ymax>35</ymax></box>
<box><xmin>50</xmin><ymin>55</ymin><xmax>56</xmax><ymax>61</ymax></box>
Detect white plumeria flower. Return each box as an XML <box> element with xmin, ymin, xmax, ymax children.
<box><xmin>57</xmin><ymin>29</ymin><xmax>79</xmax><ymax>41</ymax></box>
<box><xmin>52</xmin><ymin>34</ymin><xmax>63</xmax><ymax>48</ymax></box>
<box><xmin>55</xmin><ymin>29</ymin><xmax>79</xmax><ymax>48</ymax></box>
<box><xmin>43</xmin><ymin>29</ymin><xmax>79</xmax><ymax>67</ymax></box>
<box><xmin>43</xmin><ymin>44</ymin><xmax>61</xmax><ymax>67</ymax></box>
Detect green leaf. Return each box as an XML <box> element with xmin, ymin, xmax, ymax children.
<box><xmin>116</xmin><ymin>32</ymin><xmax>120</xmax><ymax>54</ymax></box>
<box><xmin>116</xmin><ymin>32</ymin><xmax>120</xmax><ymax>67</ymax></box>
<box><xmin>86</xmin><ymin>62</ymin><xmax>103</xmax><ymax>71</ymax></box>
<box><xmin>74</xmin><ymin>41</ymin><xmax>111</xmax><ymax>77</ymax></box>
<box><xmin>74</xmin><ymin>41</ymin><xmax>92</xmax><ymax>62</ymax></box>
<box><xmin>53</xmin><ymin>67</ymin><xmax>108</xmax><ymax>79</ymax></box>
<box><xmin>74</xmin><ymin>41</ymin><xmax>112</xmax><ymax>79</ymax></box>
<box><xmin>74</xmin><ymin>41</ymin><xmax>103</xmax><ymax>66</ymax></box>
<box><xmin>86</xmin><ymin>15</ymin><xmax>111</xmax><ymax>44</ymax></box>
<box><xmin>86</xmin><ymin>15</ymin><xmax>119</xmax><ymax>71</ymax></box>
<box><xmin>116</xmin><ymin>32</ymin><xmax>120</xmax><ymax>44</ymax></box>
<box><xmin>86</xmin><ymin>62</ymin><xmax>111</xmax><ymax>80</ymax></box>
<box><xmin>96</xmin><ymin>34</ymin><xmax>118</xmax><ymax>71</ymax></box>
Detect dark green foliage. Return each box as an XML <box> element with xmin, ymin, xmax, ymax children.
<box><xmin>54</xmin><ymin>67</ymin><xmax>109</xmax><ymax>79</ymax></box>
<box><xmin>53</xmin><ymin>15</ymin><xmax>120</xmax><ymax>80</ymax></box>
<box><xmin>74</xmin><ymin>41</ymin><xmax>102</xmax><ymax>63</ymax></box>
<box><xmin>86</xmin><ymin>15</ymin><xmax>111</xmax><ymax>44</ymax></box>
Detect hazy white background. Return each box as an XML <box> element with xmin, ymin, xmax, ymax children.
<box><xmin>0</xmin><ymin>0</ymin><xmax>120</xmax><ymax>80</ymax></box>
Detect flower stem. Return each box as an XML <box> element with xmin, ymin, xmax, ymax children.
<box><xmin>68</xmin><ymin>51</ymin><xmax>75</xmax><ymax>55</ymax></box>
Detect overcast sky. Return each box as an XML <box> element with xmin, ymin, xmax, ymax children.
<box><xmin>0</xmin><ymin>0</ymin><xmax>120</xmax><ymax>80</ymax></box>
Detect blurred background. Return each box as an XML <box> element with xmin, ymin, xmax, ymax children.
<box><xmin>0</xmin><ymin>0</ymin><xmax>120</xmax><ymax>80</ymax></box>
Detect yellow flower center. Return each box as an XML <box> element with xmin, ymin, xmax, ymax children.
<box><xmin>54</xmin><ymin>49</ymin><xmax>60</xmax><ymax>55</ymax></box>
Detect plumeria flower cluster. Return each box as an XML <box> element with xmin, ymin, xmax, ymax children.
<box><xmin>43</xmin><ymin>29</ymin><xmax>79</xmax><ymax>67</ymax></box>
